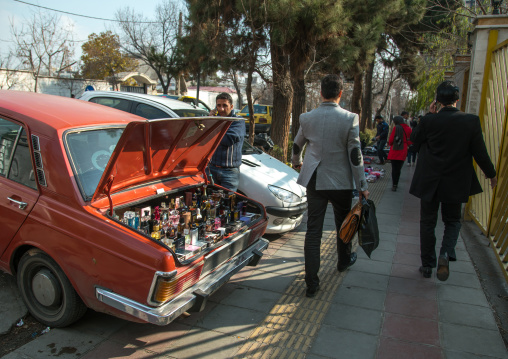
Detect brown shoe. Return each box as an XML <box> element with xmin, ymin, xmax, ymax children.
<box><xmin>437</xmin><ymin>255</ymin><xmax>449</xmax><ymax>281</ymax></box>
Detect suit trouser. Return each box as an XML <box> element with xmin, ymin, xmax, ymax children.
<box><xmin>305</xmin><ymin>172</ymin><xmax>353</xmax><ymax>289</ymax></box>
<box><xmin>420</xmin><ymin>199</ymin><xmax>461</xmax><ymax>268</ymax></box>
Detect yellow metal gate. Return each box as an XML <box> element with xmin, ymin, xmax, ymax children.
<box><xmin>467</xmin><ymin>30</ymin><xmax>508</xmax><ymax>281</ymax></box>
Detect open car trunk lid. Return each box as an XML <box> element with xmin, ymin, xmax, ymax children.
<box><xmin>91</xmin><ymin>117</ymin><xmax>234</xmax><ymax>205</ymax></box>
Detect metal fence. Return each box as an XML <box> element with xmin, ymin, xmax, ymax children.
<box><xmin>466</xmin><ymin>30</ymin><xmax>508</xmax><ymax>281</ymax></box>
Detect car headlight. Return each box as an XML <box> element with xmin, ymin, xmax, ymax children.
<box><xmin>268</xmin><ymin>185</ymin><xmax>301</xmax><ymax>203</ymax></box>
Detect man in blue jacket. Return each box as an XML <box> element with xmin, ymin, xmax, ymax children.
<box><xmin>209</xmin><ymin>92</ymin><xmax>245</xmax><ymax>192</ymax></box>
<box><xmin>375</xmin><ymin>115</ymin><xmax>389</xmax><ymax>164</ymax></box>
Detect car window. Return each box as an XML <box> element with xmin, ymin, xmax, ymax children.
<box><xmin>240</xmin><ymin>105</ymin><xmax>267</xmax><ymax>114</ymax></box>
<box><xmin>90</xmin><ymin>97</ymin><xmax>131</xmax><ymax>113</ymax></box>
<box><xmin>8</xmin><ymin>129</ymin><xmax>37</xmax><ymax>190</ymax></box>
<box><xmin>242</xmin><ymin>140</ymin><xmax>262</xmax><ymax>155</ymax></box>
<box><xmin>0</xmin><ymin>119</ymin><xmax>36</xmax><ymax>189</ymax></box>
<box><xmin>66</xmin><ymin>128</ymin><xmax>124</xmax><ymax>199</ymax></box>
<box><xmin>0</xmin><ymin>118</ymin><xmax>21</xmax><ymax>177</ymax></box>
<box><xmin>172</xmin><ymin>109</ymin><xmax>208</xmax><ymax>118</ymax></box>
<box><xmin>135</xmin><ymin>103</ymin><xmax>170</xmax><ymax>119</ymax></box>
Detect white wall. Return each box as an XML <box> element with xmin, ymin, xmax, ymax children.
<box><xmin>0</xmin><ymin>69</ymin><xmax>110</xmax><ymax>97</ymax></box>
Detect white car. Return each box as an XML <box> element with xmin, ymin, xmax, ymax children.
<box><xmin>79</xmin><ymin>91</ymin><xmax>307</xmax><ymax>233</ymax></box>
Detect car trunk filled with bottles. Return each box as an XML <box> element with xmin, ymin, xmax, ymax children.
<box><xmin>112</xmin><ymin>185</ymin><xmax>264</xmax><ymax>262</ymax></box>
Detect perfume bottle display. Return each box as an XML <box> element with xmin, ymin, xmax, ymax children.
<box><xmin>116</xmin><ymin>187</ymin><xmax>260</xmax><ymax>261</ymax></box>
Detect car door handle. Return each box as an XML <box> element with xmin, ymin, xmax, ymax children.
<box><xmin>8</xmin><ymin>197</ymin><xmax>28</xmax><ymax>210</ymax></box>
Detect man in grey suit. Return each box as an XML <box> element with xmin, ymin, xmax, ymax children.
<box><xmin>292</xmin><ymin>74</ymin><xmax>369</xmax><ymax>298</ymax></box>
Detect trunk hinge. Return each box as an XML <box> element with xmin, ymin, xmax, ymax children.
<box><xmin>104</xmin><ymin>175</ymin><xmax>115</xmax><ymax>216</ymax></box>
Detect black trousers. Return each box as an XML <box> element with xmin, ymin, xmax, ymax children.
<box><xmin>305</xmin><ymin>173</ymin><xmax>353</xmax><ymax>289</ymax></box>
<box><xmin>420</xmin><ymin>199</ymin><xmax>461</xmax><ymax>268</ymax></box>
<box><xmin>377</xmin><ymin>140</ymin><xmax>388</xmax><ymax>163</ymax></box>
<box><xmin>391</xmin><ymin>160</ymin><xmax>404</xmax><ymax>186</ymax></box>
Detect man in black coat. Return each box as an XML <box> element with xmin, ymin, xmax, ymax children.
<box><xmin>410</xmin><ymin>81</ymin><xmax>497</xmax><ymax>281</ymax></box>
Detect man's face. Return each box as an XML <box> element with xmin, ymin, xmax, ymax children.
<box><xmin>403</xmin><ymin>114</ymin><xmax>409</xmax><ymax>120</ymax></box>
<box><xmin>376</xmin><ymin>118</ymin><xmax>383</xmax><ymax>124</ymax></box>
<box><xmin>216</xmin><ymin>98</ymin><xmax>234</xmax><ymax>117</ymax></box>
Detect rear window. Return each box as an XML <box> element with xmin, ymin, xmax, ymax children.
<box><xmin>172</xmin><ymin>109</ymin><xmax>208</xmax><ymax>117</ymax></box>
<box><xmin>65</xmin><ymin>128</ymin><xmax>124</xmax><ymax>199</ymax></box>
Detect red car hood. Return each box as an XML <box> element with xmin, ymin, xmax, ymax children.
<box><xmin>91</xmin><ymin>117</ymin><xmax>234</xmax><ymax>204</ymax></box>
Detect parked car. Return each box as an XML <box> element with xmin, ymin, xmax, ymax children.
<box><xmin>238</xmin><ymin>104</ymin><xmax>273</xmax><ymax>134</ymax></box>
<box><xmin>80</xmin><ymin>92</ymin><xmax>307</xmax><ymax>234</ymax></box>
<box><xmin>240</xmin><ymin>142</ymin><xmax>306</xmax><ymax>233</ymax></box>
<box><xmin>80</xmin><ymin>91</ymin><xmax>210</xmax><ymax>118</ymax></box>
<box><xmin>0</xmin><ymin>90</ymin><xmax>269</xmax><ymax>327</ymax></box>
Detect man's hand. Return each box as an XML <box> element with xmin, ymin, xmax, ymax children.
<box><xmin>490</xmin><ymin>176</ymin><xmax>498</xmax><ymax>189</ymax></box>
<box><xmin>209</xmin><ymin>108</ymin><xmax>218</xmax><ymax>116</ymax></box>
<box><xmin>293</xmin><ymin>163</ymin><xmax>302</xmax><ymax>170</ymax></box>
<box><xmin>429</xmin><ymin>101</ymin><xmax>438</xmax><ymax>114</ymax></box>
<box><xmin>359</xmin><ymin>190</ymin><xmax>370</xmax><ymax>201</ymax></box>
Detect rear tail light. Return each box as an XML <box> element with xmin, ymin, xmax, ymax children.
<box><xmin>152</xmin><ymin>271</ymin><xmax>178</xmax><ymax>304</ymax></box>
<box><xmin>258</xmin><ymin>117</ymin><xmax>268</xmax><ymax>124</ymax></box>
<box><xmin>150</xmin><ymin>265</ymin><xmax>203</xmax><ymax>305</ymax></box>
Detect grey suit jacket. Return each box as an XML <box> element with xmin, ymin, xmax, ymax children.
<box><xmin>292</xmin><ymin>102</ymin><xmax>368</xmax><ymax>192</ymax></box>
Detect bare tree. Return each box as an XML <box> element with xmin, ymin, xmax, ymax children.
<box><xmin>10</xmin><ymin>11</ymin><xmax>76</xmax><ymax>92</ymax></box>
<box><xmin>0</xmin><ymin>53</ymin><xmax>22</xmax><ymax>90</ymax></box>
<box><xmin>116</xmin><ymin>1</ymin><xmax>184</xmax><ymax>94</ymax></box>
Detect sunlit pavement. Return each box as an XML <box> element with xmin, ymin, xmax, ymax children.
<box><xmin>3</xmin><ymin>164</ymin><xmax>507</xmax><ymax>359</ymax></box>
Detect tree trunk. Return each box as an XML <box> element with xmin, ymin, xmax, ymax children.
<box><xmin>351</xmin><ymin>71</ymin><xmax>363</xmax><ymax>119</ymax></box>
<box><xmin>290</xmin><ymin>58</ymin><xmax>306</xmax><ymax>141</ymax></box>
<box><xmin>231</xmin><ymin>71</ymin><xmax>243</xmax><ymax>109</ymax></box>
<box><xmin>361</xmin><ymin>60</ymin><xmax>374</xmax><ymax>131</ymax></box>
<box><xmin>270</xmin><ymin>40</ymin><xmax>293</xmax><ymax>162</ymax></box>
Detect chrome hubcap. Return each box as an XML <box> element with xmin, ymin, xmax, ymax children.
<box><xmin>32</xmin><ymin>269</ymin><xmax>61</xmax><ymax>306</ymax></box>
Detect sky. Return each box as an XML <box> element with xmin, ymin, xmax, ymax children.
<box><xmin>0</xmin><ymin>0</ymin><xmax>166</xmax><ymax>59</ymax></box>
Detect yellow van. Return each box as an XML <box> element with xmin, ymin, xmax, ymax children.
<box><xmin>238</xmin><ymin>104</ymin><xmax>273</xmax><ymax>133</ymax></box>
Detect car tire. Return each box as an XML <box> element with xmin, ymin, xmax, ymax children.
<box><xmin>17</xmin><ymin>249</ymin><xmax>87</xmax><ymax>327</ymax></box>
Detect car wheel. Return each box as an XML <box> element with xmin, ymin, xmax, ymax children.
<box><xmin>17</xmin><ymin>249</ymin><xmax>87</xmax><ymax>327</ymax></box>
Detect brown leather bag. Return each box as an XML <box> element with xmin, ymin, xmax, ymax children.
<box><xmin>339</xmin><ymin>201</ymin><xmax>363</xmax><ymax>244</ymax></box>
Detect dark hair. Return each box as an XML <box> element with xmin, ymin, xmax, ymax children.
<box><xmin>393</xmin><ymin>115</ymin><xmax>404</xmax><ymax>125</ymax></box>
<box><xmin>321</xmin><ymin>74</ymin><xmax>343</xmax><ymax>99</ymax></box>
<box><xmin>401</xmin><ymin>111</ymin><xmax>409</xmax><ymax>116</ymax></box>
<box><xmin>216</xmin><ymin>92</ymin><xmax>234</xmax><ymax>105</ymax></box>
<box><xmin>436</xmin><ymin>81</ymin><xmax>459</xmax><ymax>106</ymax></box>
<box><xmin>375</xmin><ymin>114</ymin><xmax>384</xmax><ymax>120</ymax></box>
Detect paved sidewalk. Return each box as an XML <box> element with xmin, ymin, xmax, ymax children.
<box><xmin>2</xmin><ymin>165</ymin><xmax>507</xmax><ymax>358</ymax></box>
<box><xmin>307</xmin><ymin>166</ymin><xmax>507</xmax><ymax>359</ymax></box>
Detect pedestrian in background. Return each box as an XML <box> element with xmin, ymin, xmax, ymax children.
<box><xmin>410</xmin><ymin>81</ymin><xmax>497</xmax><ymax>281</ymax></box>
<box><xmin>208</xmin><ymin>92</ymin><xmax>245</xmax><ymax>192</ymax></box>
<box><xmin>374</xmin><ymin>115</ymin><xmax>389</xmax><ymax>165</ymax></box>
<box><xmin>407</xmin><ymin>117</ymin><xmax>418</xmax><ymax>167</ymax></box>
<box><xmin>387</xmin><ymin>116</ymin><xmax>412</xmax><ymax>191</ymax></box>
<box><xmin>401</xmin><ymin>111</ymin><xmax>410</xmax><ymax>123</ymax></box>
<box><xmin>292</xmin><ymin>74</ymin><xmax>369</xmax><ymax>298</ymax></box>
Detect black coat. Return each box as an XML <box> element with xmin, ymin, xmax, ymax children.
<box><xmin>409</xmin><ymin>107</ymin><xmax>496</xmax><ymax>203</ymax></box>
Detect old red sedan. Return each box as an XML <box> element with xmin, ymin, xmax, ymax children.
<box><xmin>0</xmin><ymin>90</ymin><xmax>268</xmax><ymax>327</ymax></box>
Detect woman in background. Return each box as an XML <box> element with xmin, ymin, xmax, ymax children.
<box><xmin>387</xmin><ymin>116</ymin><xmax>412</xmax><ymax>191</ymax></box>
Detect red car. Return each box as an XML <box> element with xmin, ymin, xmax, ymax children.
<box><xmin>0</xmin><ymin>90</ymin><xmax>268</xmax><ymax>327</ymax></box>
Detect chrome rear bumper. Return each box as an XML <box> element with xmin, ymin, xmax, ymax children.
<box><xmin>96</xmin><ymin>238</ymin><xmax>269</xmax><ymax>325</ymax></box>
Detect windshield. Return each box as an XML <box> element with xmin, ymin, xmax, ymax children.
<box><xmin>242</xmin><ymin>140</ymin><xmax>263</xmax><ymax>155</ymax></box>
<box><xmin>240</xmin><ymin>105</ymin><xmax>268</xmax><ymax>114</ymax></box>
<box><xmin>172</xmin><ymin>109</ymin><xmax>208</xmax><ymax>117</ymax></box>
<box><xmin>65</xmin><ymin>127</ymin><xmax>124</xmax><ymax>199</ymax></box>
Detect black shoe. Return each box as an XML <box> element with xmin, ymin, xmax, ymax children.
<box><xmin>338</xmin><ymin>253</ymin><xmax>357</xmax><ymax>272</ymax></box>
<box><xmin>306</xmin><ymin>285</ymin><xmax>320</xmax><ymax>298</ymax></box>
<box><xmin>437</xmin><ymin>255</ymin><xmax>449</xmax><ymax>281</ymax></box>
<box><xmin>392</xmin><ymin>185</ymin><xmax>397</xmax><ymax>191</ymax></box>
<box><xmin>419</xmin><ymin>266</ymin><xmax>432</xmax><ymax>278</ymax></box>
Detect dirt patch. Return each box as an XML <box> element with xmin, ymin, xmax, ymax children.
<box><xmin>0</xmin><ymin>314</ymin><xmax>48</xmax><ymax>358</ymax></box>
